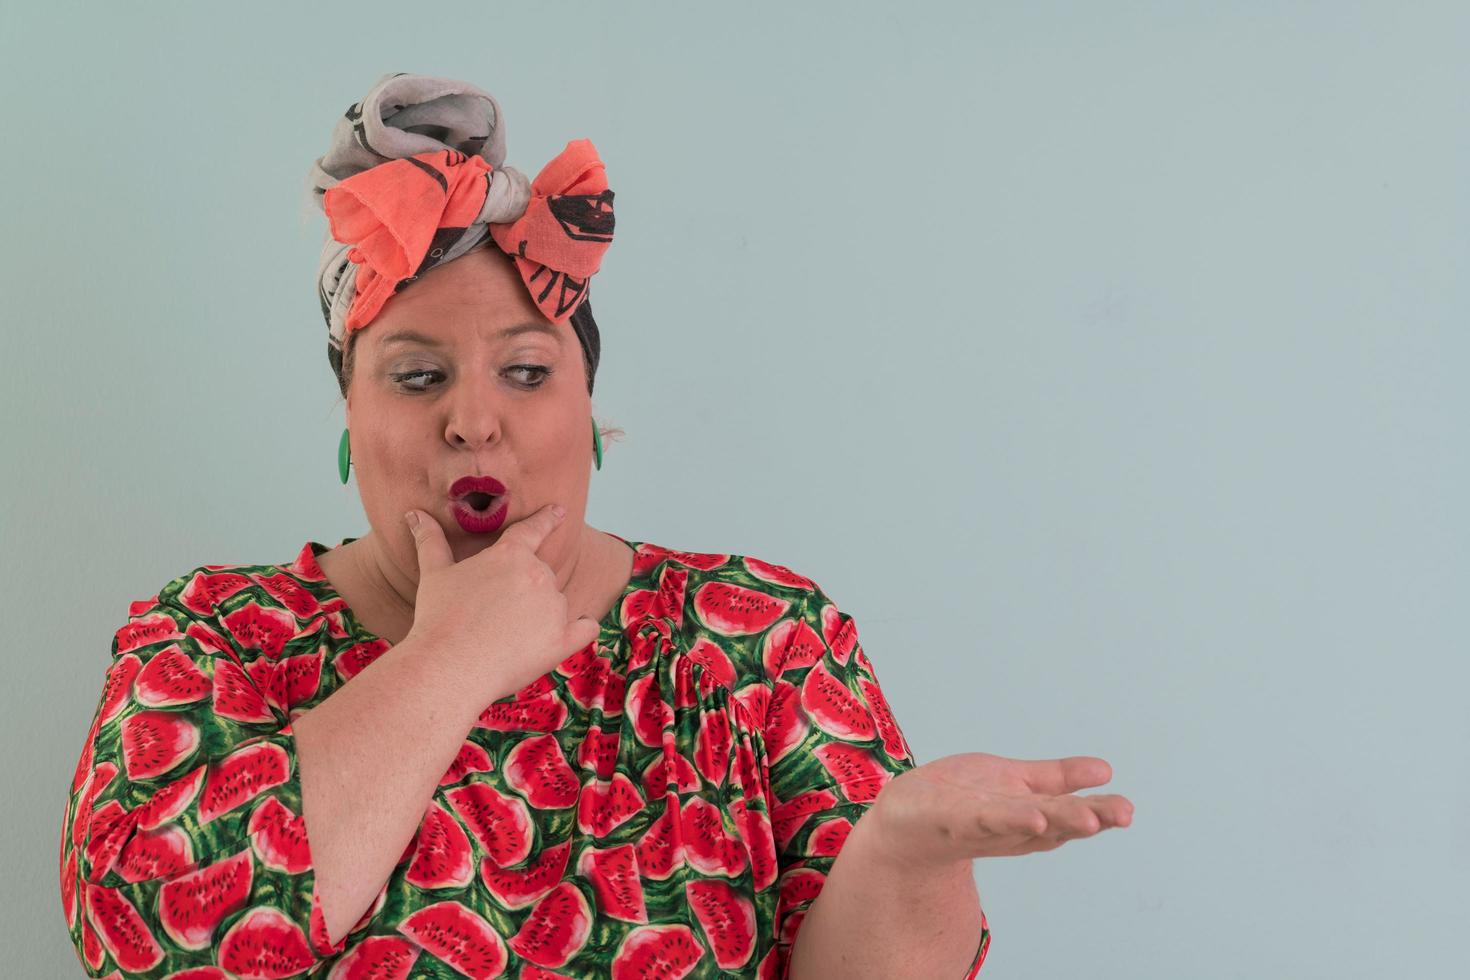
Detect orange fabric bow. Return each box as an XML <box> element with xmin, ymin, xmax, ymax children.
<box><xmin>322</xmin><ymin>138</ymin><xmax>613</xmax><ymax>335</ymax></box>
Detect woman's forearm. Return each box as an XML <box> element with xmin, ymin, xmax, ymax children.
<box><xmin>787</xmin><ymin>808</ymin><xmax>986</xmax><ymax>980</ymax></box>
<box><xmin>292</xmin><ymin>632</ymin><xmax>504</xmax><ymax>947</ymax></box>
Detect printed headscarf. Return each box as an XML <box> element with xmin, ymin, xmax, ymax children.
<box><xmin>305</xmin><ymin>72</ymin><xmax>613</xmax><ymax>396</ymax></box>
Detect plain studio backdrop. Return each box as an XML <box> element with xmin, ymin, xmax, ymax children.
<box><xmin>3</xmin><ymin>2</ymin><xmax>1465</xmax><ymax>976</ymax></box>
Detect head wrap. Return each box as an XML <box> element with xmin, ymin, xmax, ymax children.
<box><xmin>305</xmin><ymin>72</ymin><xmax>613</xmax><ymax>396</ymax></box>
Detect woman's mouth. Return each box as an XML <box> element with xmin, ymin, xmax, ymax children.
<box><xmin>449</xmin><ymin>491</ymin><xmax>510</xmax><ymax>533</ymax></box>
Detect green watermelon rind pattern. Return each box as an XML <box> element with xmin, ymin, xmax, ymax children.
<box><xmin>59</xmin><ymin>538</ymin><xmax>990</xmax><ymax>978</ymax></box>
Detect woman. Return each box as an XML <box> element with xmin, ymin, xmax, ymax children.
<box><xmin>58</xmin><ymin>73</ymin><xmax>1131</xmax><ymax>979</ymax></box>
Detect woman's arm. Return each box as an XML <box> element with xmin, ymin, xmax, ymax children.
<box><xmin>759</xmin><ymin>581</ymin><xmax>991</xmax><ymax>978</ymax></box>
<box><xmin>786</xmin><ymin>810</ymin><xmax>987</xmax><ymax>980</ymax></box>
<box><xmin>292</xmin><ymin>630</ymin><xmax>507</xmax><ymax>947</ymax></box>
<box><xmin>61</xmin><ymin>599</ymin><xmax>518</xmax><ymax>976</ymax></box>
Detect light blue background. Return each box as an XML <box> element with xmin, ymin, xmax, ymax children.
<box><xmin>3</xmin><ymin>2</ymin><xmax>1465</xmax><ymax>976</ymax></box>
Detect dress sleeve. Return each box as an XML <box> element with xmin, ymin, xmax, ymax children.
<box><xmin>763</xmin><ymin>582</ymin><xmax>991</xmax><ymax>979</ymax></box>
<box><xmin>59</xmin><ymin>591</ymin><xmax>379</xmax><ymax>977</ymax></box>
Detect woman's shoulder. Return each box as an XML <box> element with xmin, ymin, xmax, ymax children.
<box><xmin>128</xmin><ymin>542</ymin><xmax>326</xmax><ymax>615</ymax></box>
<box><xmin>633</xmin><ymin>540</ymin><xmax>856</xmax><ymax>676</ymax></box>
<box><xmin>634</xmin><ymin>539</ymin><xmax>827</xmax><ymax>606</ymax></box>
<box><xmin>113</xmin><ymin>541</ymin><xmax>344</xmax><ymax>660</ymax></box>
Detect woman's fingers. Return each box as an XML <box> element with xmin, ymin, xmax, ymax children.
<box><xmin>972</xmin><ymin>796</ymin><xmax>1053</xmax><ymax>838</ymax></box>
<box><xmin>964</xmin><ymin>791</ymin><xmax>1132</xmax><ymax>858</ymax></box>
<box><xmin>972</xmin><ymin>793</ymin><xmax>1120</xmax><ymax>839</ymax></box>
<box><xmin>1017</xmin><ymin>756</ymin><xmax>1115</xmax><ymax>796</ymax></box>
<box><xmin>1032</xmin><ymin>792</ymin><xmax>1136</xmax><ymax>845</ymax></box>
<box><xmin>880</xmin><ymin>754</ymin><xmax>1134</xmax><ymax>861</ymax></box>
<box><xmin>1110</xmin><ymin>794</ymin><xmax>1136</xmax><ymax>827</ymax></box>
<box><xmin>1034</xmin><ymin>795</ymin><xmax>1101</xmax><ymax>839</ymax></box>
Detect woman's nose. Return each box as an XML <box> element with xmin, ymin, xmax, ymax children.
<box><xmin>443</xmin><ymin>380</ymin><xmax>504</xmax><ymax>449</ymax></box>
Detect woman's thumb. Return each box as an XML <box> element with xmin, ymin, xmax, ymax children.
<box><xmin>566</xmin><ymin>616</ymin><xmax>601</xmax><ymax>654</ymax></box>
<box><xmin>405</xmin><ymin>510</ymin><xmax>452</xmax><ymax>572</ymax></box>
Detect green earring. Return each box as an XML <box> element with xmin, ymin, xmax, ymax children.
<box><xmin>338</xmin><ymin>426</ymin><xmax>351</xmax><ymax>484</ymax></box>
<box><xmin>592</xmin><ymin>416</ymin><xmax>603</xmax><ymax>471</ymax></box>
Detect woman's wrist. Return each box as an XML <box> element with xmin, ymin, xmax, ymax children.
<box><xmin>866</xmin><ymin>795</ymin><xmax>977</xmax><ymax>880</ymax></box>
<box><xmin>866</xmin><ymin>777</ymin><xmax>975</xmax><ymax>874</ymax></box>
<box><xmin>388</xmin><ymin>630</ymin><xmax>511</xmax><ymax>727</ymax></box>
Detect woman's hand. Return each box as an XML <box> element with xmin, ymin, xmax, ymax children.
<box><xmin>865</xmin><ymin>753</ymin><xmax>1134</xmax><ymax>868</ymax></box>
<box><xmin>403</xmin><ymin>503</ymin><xmax>603</xmax><ymax>697</ymax></box>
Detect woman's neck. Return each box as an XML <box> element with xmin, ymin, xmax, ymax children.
<box><xmin>317</xmin><ymin>524</ymin><xmax>634</xmax><ymax>646</ymax></box>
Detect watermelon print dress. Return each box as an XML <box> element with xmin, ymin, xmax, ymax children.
<box><xmin>60</xmin><ymin>534</ymin><xmax>991</xmax><ymax>979</ymax></box>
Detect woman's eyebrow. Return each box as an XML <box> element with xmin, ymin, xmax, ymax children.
<box><xmin>378</xmin><ymin>322</ymin><xmax>561</xmax><ymax>348</ymax></box>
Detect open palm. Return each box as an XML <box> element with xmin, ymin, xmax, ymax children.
<box><xmin>868</xmin><ymin>753</ymin><xmax>1134</xmax><ymax>866</ymax></box>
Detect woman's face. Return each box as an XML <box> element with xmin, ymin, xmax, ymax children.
<box><xmin>344</xmin><ymin>246</ymin><xmax>593</xmax><ymax>568</ymax></box>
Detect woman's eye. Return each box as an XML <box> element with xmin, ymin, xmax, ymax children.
<box><xmin>509</xmin><ymin>365</ymin><xmax>552</xmax><ymax>388</ymax></box>
<box><xmin>389</xmin><ymin>366</ymin><xmax>551</xmax><ymax>393</ymax></box>
<box><xmin>390</xmin><ymin>369</ymin><xmax>443</xmax><ymax>392</ymax></box>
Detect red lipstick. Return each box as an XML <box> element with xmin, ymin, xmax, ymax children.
<box><xmin>448</xmin><ymin>476</ymin><xmax>509</xmax><ymax>534</ymax></box>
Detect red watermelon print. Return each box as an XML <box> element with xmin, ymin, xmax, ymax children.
<box><xmin>59</xmin><ymin>534</ymin><xmax>990</xmax><ymax>977</ymax></box>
